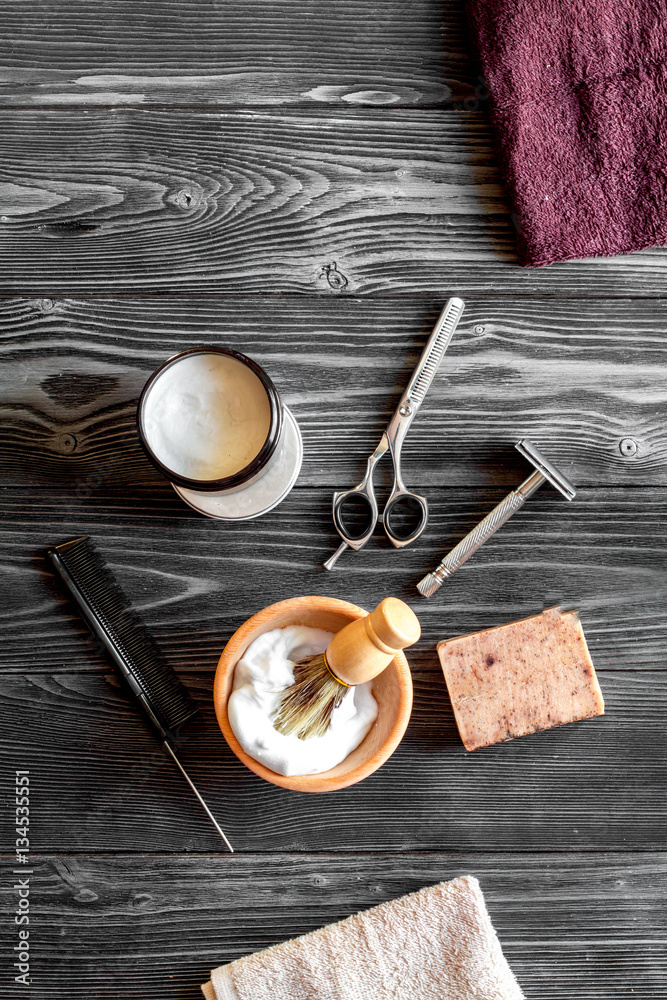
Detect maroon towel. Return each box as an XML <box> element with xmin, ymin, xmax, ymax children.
<box><xmin>467</xmin><ymin>0</ymin><xmax>667</xmax><ymax>266</ymax></box>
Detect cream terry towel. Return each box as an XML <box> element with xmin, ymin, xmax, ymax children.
<box><xmin>202</xmin><ymin>875</ymin><xmax>524</xmax><ymax>1000</ymax></box>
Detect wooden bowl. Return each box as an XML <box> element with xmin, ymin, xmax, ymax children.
<box><xmin>214</xmin><ymin>595</ymin><xmax>413</xmax><ymax>792</ymax></box>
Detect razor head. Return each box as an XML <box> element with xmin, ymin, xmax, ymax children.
<box><xmin>515</xmin><ymin>439</ymin><xmax>576</xmax><ymax>501</ymax></box>
<box><xmin>416</xmin><ymin>572</ymin><xmax>443</xmax><ymax>598</ymax></box>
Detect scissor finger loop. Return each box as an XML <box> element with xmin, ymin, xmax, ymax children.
<box><xmin>382</xmin><ymin>491</ymin><xmax>429</xmax><ymax>548</ymax></box>
<box><xmin>332</xmin><ymin>486</ymin><xmax>378</xmax><ymax>550</ymax></box>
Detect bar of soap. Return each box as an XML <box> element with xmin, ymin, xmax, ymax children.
<box><xmin>437</xmin><ymin>606</ymin><xmax>604</xmax><ymax>751</ymax></box>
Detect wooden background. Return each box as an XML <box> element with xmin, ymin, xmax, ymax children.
<box><xmin>1</xmin><ymin>3</ymin><xmax>666</xmax><ymax>997</ymax></box>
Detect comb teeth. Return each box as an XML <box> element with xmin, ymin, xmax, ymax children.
<box><xmin>416</xmin><ymin>572</ymin><xmax>442</xmax><ymax>598</ymax></box>
<box><xmin>49</xmin><ymin>537</ymin><xmax>198</xmax><ymax>735</ymax></box>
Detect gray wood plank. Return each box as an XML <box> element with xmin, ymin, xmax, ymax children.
<box><xmin>2</xmin><ymin>295</ymin><xmax>666</xmax><ymax>488</ymax></box>
<box><xmin>3</xmin><ymin>4</ymin><xmax>665</xmax><ymax>997</ymax></box>
<box><xmin>2</xmin><ymin>666</ymin><xmax>665</xmax><ymax>852</ymax></box>
<box><xmin>2</xmin><ymin>110</ymin><xmax>667</xmax><ymax>295</ymax></box>
<box><xmin>1</xmin><ymin>1</ymin><xmax>469</xmax><ymax>108</ymax></box>
<box><xmin>1</xmin><ymin>853</ymin><xmax>665</xmax><ymax>998</ymax></box>
<box><xmin>2</xmin><ymin>485</ymin><xmax>666</xmax><ymax>673</ymax></box>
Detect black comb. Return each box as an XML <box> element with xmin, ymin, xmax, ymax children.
<box><xmin>48</xmin><ymin>536</ymin><xmax>233</xmax><ymax>851</ymax></box>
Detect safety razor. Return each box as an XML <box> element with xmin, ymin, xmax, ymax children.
<box><xmin>417</xmin><ymin>439</ymin><xmax>576</xmax><ymax>598</ymax></box>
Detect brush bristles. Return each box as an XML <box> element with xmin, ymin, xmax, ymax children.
<box><xmin>416</xmin><ymin>572</ymin><xmax>442</xmax><ymax>598</ymax></box>
<box><xmin>273</xmin><ymin>653</ymin><xmax>347</xmax><ymax>740</ymax></box>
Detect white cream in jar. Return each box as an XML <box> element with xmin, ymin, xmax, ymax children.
<box><xmin>142</xmin><ymin>351</ymin><xmax>272</xmax><ymax>482</ymax></box>
<box><xmin>227</xmin><ymin>626</ymin><xmax>379</xmax><ymax>776</ymax></box>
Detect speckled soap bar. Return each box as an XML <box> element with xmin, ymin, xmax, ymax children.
<box><xmin>437</xmin><ymin>607</ymin><xmax>604</xmax><ymax>751</ymax></box>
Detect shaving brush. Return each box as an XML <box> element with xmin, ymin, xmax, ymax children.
<box><xmin>273</xmin><ymin>597</ymin><xmax>421</xmax><ymax>740</ymax></box>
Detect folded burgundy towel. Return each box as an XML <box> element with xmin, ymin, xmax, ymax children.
<box><xmin>467</xmin><ymin>0</ymin><xmax>667</xmax><ymax>266</ymax></box>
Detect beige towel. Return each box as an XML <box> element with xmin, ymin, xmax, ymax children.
<box><xmin>202</xmin><ymin>876</ymin><xmax>524</xmax><ymax>1000</ymax></box>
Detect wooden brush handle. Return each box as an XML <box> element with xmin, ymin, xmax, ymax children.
<box><xmin>326</xmin><ymin>597</ymin><xmax>421</xmax><ymax>686</ymax></box>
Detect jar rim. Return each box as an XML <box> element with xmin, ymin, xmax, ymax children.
<box><xmin>136</xmin><ymin>346</ymin><xmax>283</xmax><ymax>493</ymax></box>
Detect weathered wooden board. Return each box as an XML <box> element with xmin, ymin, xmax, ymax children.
<box><xmin>2</xmin><ymin>665</ymin><xmax>664</xmax><ymax>852</ymax></box>
<box><xmin>3</xmin><ymin>1</ymin><xmax>470</xmax><ymax>108</ymax></box>
<box><xmin>2</xmin><ymin>110</ymin><xmax>667</xmax><ymax>296</ymax></box>
<box><xmin>2</xmin><ymin>486</ymin><xmax>666</xmax><ymax>673</ymax></box>
<box><xmin>2</xmin><ymin>853</ymin><xmax>665</xmax><ymax>998</ymax></box>
<box><xmin>2</xmin><ymin>295</ymin><xmax>665</xmax><ymax>488</ymax></box>
<box><xmin>3</xmin><ymin>3</ymin><xmax>666</xmax><ymax>994</ymax></box>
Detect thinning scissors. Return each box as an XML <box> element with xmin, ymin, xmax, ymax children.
<box><xmin>324</xmin><ymin>297</ymin><xmax>465</xmax><ymax>570</ymax></box>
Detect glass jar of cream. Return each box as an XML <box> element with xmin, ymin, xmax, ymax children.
<box><xmin>137</xmin><ymin>347</ymin><xmax>302</xmax><ymax>520</ymax></box>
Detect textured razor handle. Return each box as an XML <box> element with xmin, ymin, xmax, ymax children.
<box><xmin>435</xmin><ymin>490</ymin><xmax>526</xmax><ymax>579</ymax></box>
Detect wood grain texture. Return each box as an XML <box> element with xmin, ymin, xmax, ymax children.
<box><xmin>2</xmin><ymin>665</ymin><xmax>665</xmax><ymax>852</ymax></box>
<box><xmin>2</xmin><ymin>486</ymin><xmax>666</xmax><ymax>674</ymax></box>
<box><xmin>2</xmin><ymin>2</ymin><xmax>665</xmax><ymax>996</ymax></box>
<box><xmin>2</xmin><ymin>110</ymin><xmax>667</xmax><ymax>296</ymax></box>
<box><xmin>2</xmin><ymin>295</ymin><xmax>666</xmax><ymax>488</ymax></box>
<box><xmin>1</xmin><ymin>853</ymin><xmax>665</xmax><ymax>998</ymax></box>
<box><xmin>2</xmin><ymin>1</ymin><xmax>469</xmax><ymax>108</ymax></box>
